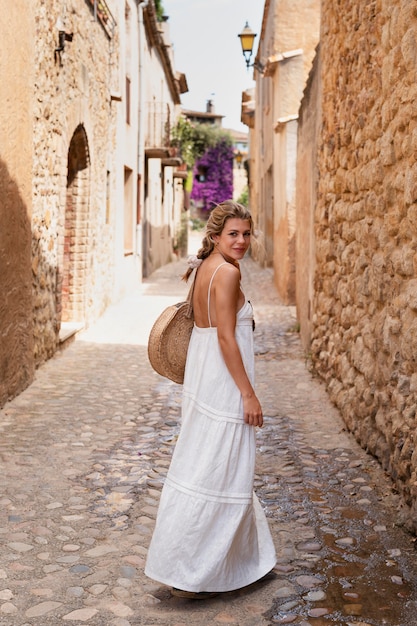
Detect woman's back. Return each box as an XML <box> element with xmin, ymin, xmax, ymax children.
<box><xmin>192</xmin><ymin>256</ymin><xmax>244</xmax><ymax>328</ymax></box>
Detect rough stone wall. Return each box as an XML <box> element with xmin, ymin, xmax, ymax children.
<box><xmin>0</xmin><ymin>1</ymin><xmax>35</xmax><ymax>405</ymax></box>
<box><xmin>312</xmin><ymin>0</ymin><xmax>417</xmax><ymax>530</ymax></box>
<box><xmin>32</xmin><ymin>0</ymin><xmax>117</xmax><ymax>364</ymax></box>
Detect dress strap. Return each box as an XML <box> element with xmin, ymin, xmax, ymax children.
<box><xmin>207</xmin><ymin>262</ymin><xmax>228</xmax><ymax>327</ymax></box>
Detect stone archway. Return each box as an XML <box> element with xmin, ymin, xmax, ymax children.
<box><xmin>59</xmin><ymin>124</ymin><xmax>90</xmax><ymax>326</ymax></box>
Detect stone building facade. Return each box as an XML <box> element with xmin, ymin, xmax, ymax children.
<box><xmin>0</xmin><ymin>1</ymin><xmax>35</xmax><ymax>406</ymax></box>
<box><xmin>248</xmin><ymin>0</ymin><xmax>320</xmax><ymax>304</ymax></box>
<box><xmin>0</xmin><ymin>0</ymin><xmax>187</xmax><ymax>407</ymax></box>
<box><xmin>297</xmin><ymin>0</ymin><xmax>417</xmax><ymax>530</ymax></box>
<box><xmin>140</xmin><ymin>11</ymin><xmax>188</xmax><ymax>277</ymax></box>
<box><xmin>110</xmin><ymin>2</ymin><xmax>187</xmax><ymax>283</ymax></box>
<box><xmin>32</xmin><ymin>0</ymin><xmax>120</xmax><ymax>364</ymax></box>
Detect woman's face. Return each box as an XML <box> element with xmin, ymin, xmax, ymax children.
<box><xmin>213</xmin><ymin>218</ymin><xmax>251</xmax><ymax>262</ymax></box>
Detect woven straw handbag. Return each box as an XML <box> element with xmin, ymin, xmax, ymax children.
<box><xmin>147</xmin><ymin>284</ymin><xmax>195</xmax><ymax>385</ymax></box>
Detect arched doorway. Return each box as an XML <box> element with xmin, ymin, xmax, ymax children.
<box><xmin>59</xmin><ymin>125</ymin><xmax>90</xmax><ymax>328</ymax></box>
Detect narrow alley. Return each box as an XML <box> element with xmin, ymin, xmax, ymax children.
<box><xmin>0</xmin><ymin>240</ymin><xmax>417</xmax><ymax>626</ymax></box>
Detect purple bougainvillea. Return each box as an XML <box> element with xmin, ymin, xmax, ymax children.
<box><xmin>190</xmin><ymin>139</ymin><xmax>234</xmax><ymax>213</ymax></box>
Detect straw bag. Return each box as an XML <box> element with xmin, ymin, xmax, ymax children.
<box><xmin>147</xmin><ymin>284</ymin><xmax>195</xmax><ymax>385</ymax></box>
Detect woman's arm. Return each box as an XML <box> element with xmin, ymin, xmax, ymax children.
<box><xmin>214</xmin><ymin>265</ymin><xmax>263</xmax><ymax>428</ymax></box>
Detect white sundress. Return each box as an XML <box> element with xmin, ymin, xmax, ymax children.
<box><xmin>144</xmin><ymin>263</ymin><xmax>276</xmax><ymax>593</ymax></box>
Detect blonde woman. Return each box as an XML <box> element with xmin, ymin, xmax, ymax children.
<box><xmin>145</xmin><ymin>200</ymin><xmax>276</xmax><ymax>598</ymax></box>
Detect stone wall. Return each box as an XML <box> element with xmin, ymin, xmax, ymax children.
<box><xmin>0</xmin><ymin>1</ymin><xmax>35</xmax><ymax>405</ymax></box>
<box><xmin>311</xmin><ymin>0</ymin><xmax>417</xmax><ymax>530</ymax></box>
<box><xmin>1</xmin><ymin>0</ymin><xmax>187</xmax><ymax>407</ymax></box>
<box><xmin>32</xmin><ymin>0</ymin><xmax>117</xmax><ymax>364</ymax></box>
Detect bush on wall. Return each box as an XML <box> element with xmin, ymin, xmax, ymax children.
<box><xmin>190</xmin><ymin>139</ymin><xmax>234</xmax><ymax>213</ymax></box>
<box><xmin>154</xmin><ymin>0</ymin><xmax>165</xmax><ymax>21</ymax></box>
<box><xmin>171</xmin><ymin>118</ymin><xmax>234</xmax><ymax>214</ymax></box>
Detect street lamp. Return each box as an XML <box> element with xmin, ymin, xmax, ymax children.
<box><xmin>238</xmin><ymin>21</ymin><xmax>257</xmax><ymax>70</ymax></box>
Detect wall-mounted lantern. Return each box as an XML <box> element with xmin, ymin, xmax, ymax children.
<box><xmin>54</xmin><ymin>17</ymin><xmax>73</xmax><ymax>66</ymax></box>
<box><xmin>238</xmin><ymin>21</ymin><xmax>264</xmax><ymax>73</ymax></box>
<box><xmin>238</xmin><ymin>22</ymin><xmax>257</xmax><ymax>69</ymax></box>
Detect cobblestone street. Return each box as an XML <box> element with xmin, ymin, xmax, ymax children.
<box><xmin>1</xmin><ymin>239</ymin><xmax>417</xmax><ymax>626</ymax></box>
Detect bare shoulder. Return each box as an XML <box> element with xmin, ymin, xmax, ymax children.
<box><xmin>213</xmin><ymin>262</ymin><xmax>240</xmax><ymax>289</ymax></box>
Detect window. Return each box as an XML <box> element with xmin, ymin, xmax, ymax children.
<box><xmin>195</xmin><ymin>165</ymin><xmax>208</xmax><ymax>182</ymax></box>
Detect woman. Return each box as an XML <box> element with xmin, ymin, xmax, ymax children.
<box><xmin>145</xmin><ymin>200</ymin><xmax>276</xmax><ymax>598</ymax></box>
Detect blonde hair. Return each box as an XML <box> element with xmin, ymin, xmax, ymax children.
<box><xmin>182</xmin><ymin>200</ymin><xmax>254</xmax><ymax>282</ymax></box>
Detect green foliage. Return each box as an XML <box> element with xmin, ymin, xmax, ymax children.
<box><xmin>173</xmin><ymin>211</ymin><xmax>188</xmax><ymax>257</ymax></box>
<box><xmin>154</xmin><ymin>0</ymin><xmax>164</xmax><ymax>21</ymax></box>
<box><xmin>190</xmin><ymin>217</ymin><xmax>206</xmax><ymax>231</ymax></box>
<box><xmin>171</xmin><ymin>118</ymin><xmax>233</xmax><ymax>170</ymax></box>
<box><xmin>237</xmin><ymin>186</ymin><xmax>249</xmax><ymax>207</ymax></box>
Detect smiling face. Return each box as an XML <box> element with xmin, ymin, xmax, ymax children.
<box><xmin>213</xmin><ymin>217</ymin><xmax>252</xmax><ymax>263</ymax></box>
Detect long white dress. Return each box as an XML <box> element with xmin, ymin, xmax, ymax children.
<box><xmin>145</xmin><ymin>265</ymin><xmax>276</xmax><ymax>592</ymax></box>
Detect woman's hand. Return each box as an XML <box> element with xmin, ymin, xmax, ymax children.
<box><xmin>243</xmin><ymin>393</ymin><xmax>263</xmax><ymax>428</ymax></box>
